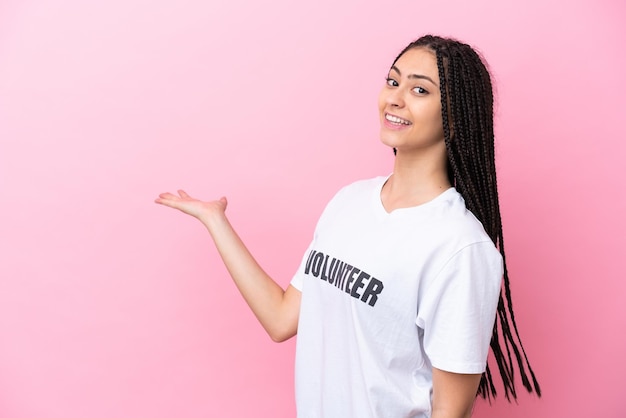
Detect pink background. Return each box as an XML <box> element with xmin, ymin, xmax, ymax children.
<box><xmin>1</xmin><ymin>0</ymin><xmax>625</xmax><ymax>417</ymax></box>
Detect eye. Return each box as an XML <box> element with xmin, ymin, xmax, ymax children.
<box><xmin>413</xmin><ymin>86</ymin><xmax>429</xmax><ymax>94</ymax></box>
<box><xmin>385</xmin><ymin>77</ymin><xmax>398</xmax><ymax>87</ymax></box>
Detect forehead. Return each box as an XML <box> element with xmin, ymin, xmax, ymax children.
<box><xmin>392</xmin><ymin>47</ymin><xmax>439</xmax><ymax>78</ymax></box>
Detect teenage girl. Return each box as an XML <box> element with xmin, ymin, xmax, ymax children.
<box><xmin>156</xmin><ymin>35</ymin><xmax>540</xmax><ymax>418</ymax></box>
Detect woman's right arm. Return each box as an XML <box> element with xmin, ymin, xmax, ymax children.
<box><xmin>155</xmin><ymin>190</ymin><xmax>301</xmax><ymax>342</ymax></box>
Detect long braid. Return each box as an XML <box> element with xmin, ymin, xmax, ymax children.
<box><xmin>393</xmin><ymin>35</ymin><xmax>541</xmax><ymax>401</ymax></box>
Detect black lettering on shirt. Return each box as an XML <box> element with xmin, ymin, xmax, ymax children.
<box><xmin>361</xmin><ymin>277</ymin><xmax>384</xmax><ymax>307</ymax></box>
<box><xmin>328</xmin><ymin>258</ymin><xmax>338</xmax><ymax>284</ymax></box>
<box><xmin>320</xmin><ymin>255</ymin><xmax>329</xmax><ymax>281</ymax></box>
<box><xmin>345</xmin><ymin>268</ymin><xmax>360</xmax><ymax>294</ymax></box>
<box><xmin>350</xmin><ymin>271</ymin><xmax>369</xmax><ymax>298</ymax></box>
<box><xmin>302</xmin><ymin>250</ymin><xmax>384</xmax><ymax>307</ymax></box>
<box><xmin>304</xmin><ymin>250</ymin><xmax>316</xmax><ymax>275</ymax></box>
<box><xmin>340</xmin><ymin>265</ymin><xmax>353</xmax><ymax>292</ymax></box>
<box><xmin>311</xmin><ymin>252</ymin><xmax>324</xmax><ymax>277</ymax></box>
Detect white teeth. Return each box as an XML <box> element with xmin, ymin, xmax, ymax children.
<box><xmin>385</xmin><ymin>114</ymin><xmax>411</xmax><ymax>125</ymax></box>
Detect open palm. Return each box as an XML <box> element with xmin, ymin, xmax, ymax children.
<box><xmin>155</xmin><ymin>190</ymin><xmax>227</xmax><ymax>222</ymax></box>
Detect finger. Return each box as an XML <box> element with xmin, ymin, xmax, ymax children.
<box><xmin>155</xmin><ymin>192</ymin><xmax>181</xmax><ymax>207</ymax></box>
<box><xmin>157</xmin><ymin>192</ymin><xmax>178</xmax><ymax>200</ymax></box>
<box><xmin>178</xmin><ymin>190</ymin><xmax>190</xmax><ymax>198</ymax></box>
<box><xmin>155</xmin><ymin>197</ymin><xmax>171</xmax><ymax>206</ymax></box>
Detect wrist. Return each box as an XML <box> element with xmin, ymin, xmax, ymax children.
<box><xmin>201</xmin><ymin>209</ymin><xmax>229</xmax><ymax>234</ymax></box>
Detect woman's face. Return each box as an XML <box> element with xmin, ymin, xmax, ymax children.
<box><xmin>378</xmin><ymin>47</ymin><xmax>444</xmax><ymax>155</ymax></box>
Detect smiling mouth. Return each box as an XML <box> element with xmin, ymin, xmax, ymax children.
<box><xmin>385</xmin><ymin>113</ymin><xmax>412</xmax><ymax>125</ymax></box>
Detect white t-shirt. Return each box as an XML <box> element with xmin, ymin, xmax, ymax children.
<box><xmin>290</xmin><ymin>176</ymin><xmax>503</xmax><ymax>418</ymax></box>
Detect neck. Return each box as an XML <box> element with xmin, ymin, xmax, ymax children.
<box><xmin>381</xmin><ymin>147</ymin><xmax>451</xmax><ymax>212</ymax></box>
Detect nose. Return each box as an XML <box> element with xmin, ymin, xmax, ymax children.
<box><xmin>385</xmin><ymin>87</ymin><xmax>404</xmax><ymax>108</ymax></box>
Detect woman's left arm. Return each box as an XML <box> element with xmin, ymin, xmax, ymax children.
<box><xmin>431</xmin><ymin>367</ymin><xmax>482</xmax><ymax>418</ymax></box>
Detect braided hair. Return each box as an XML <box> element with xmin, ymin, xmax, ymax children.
<box><xmin>392</xmin><ymin>35</ymin><xmax>541</xmax><ymax>401</ymax></box>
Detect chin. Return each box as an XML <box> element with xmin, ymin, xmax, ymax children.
<box><xmin>379</xmin><ymin>136</ymin><xmax>402</xmax><ymax>151</ymax></box>
<box><xmin>379</xmin><ymin>131</ymin><xmax>395</xmax><ymax>147</ymax></box>
<box><xmin>379</xmin><ymin>139</ymin><xmax>395</xmax><ymax>150</ymax></box>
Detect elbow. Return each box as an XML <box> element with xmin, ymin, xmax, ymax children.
<box><xmin>269</xmin><ymin>333</ymin><xmax>289</xmax><ymax>343</ymax></box>
<box><xmin>267</xmin><ymin>325</ymin><xmax>297</xmax><ymax>343</ymax></box>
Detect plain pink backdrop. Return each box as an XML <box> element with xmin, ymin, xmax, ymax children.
<box><xmin>1</xmin><ymin>0</ymin><xmax>625</xmax><ymax>417</ymax></box>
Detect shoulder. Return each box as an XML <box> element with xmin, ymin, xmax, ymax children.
<box><xmin>324</xmin><ymin>175</ymin><xmax>387</xmax><ymax>207</ymax></box>
<box><xmin>334</xmin><ymin>175</ymin><xmax>388</xmax><ymax>197</ymax></box>
<box><xmin>312</xmin><ymin>175</ymin><xmax>387</xmax><ymax>227</ymax></box>
<box><xmin>431</xmin><ymin>188</ymin><xmax>496</xmax><ymax>250</ymax></box>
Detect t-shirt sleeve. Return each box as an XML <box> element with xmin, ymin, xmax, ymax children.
<box><xmin>416</xmin><ymin>241</ymin><xmax>503</xmax><ymax>374</ymax></box>
<box><xmin>290</xmin><ymin>185</ymin><xmax>347</xmax><ymax>291</ymax></box>
<box><xmin>290</xmin><ymin>238</ymin><xmax>315</xmax><ymax>291</ymax></box>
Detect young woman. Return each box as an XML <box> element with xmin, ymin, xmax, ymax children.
<box><xmin>155</xmin><ymin>35</ymin><xmax>540</xmax><ymax>418</ymax></box>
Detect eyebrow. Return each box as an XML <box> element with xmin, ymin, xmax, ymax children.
<box><xmin>390</xmin><ymin>66</ymin><xmax>438</xmax><ymax>87</ymax></box>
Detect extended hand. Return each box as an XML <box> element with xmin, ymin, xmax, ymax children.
<box><xmin>155</xmin><ymin>190</ymin><xmax>227</xmax><ymax>223</ymax></box>
<box><xmin>155</xmin><ymin>189</ymin><xmax>301</xmax><ymax>342</ymax></box>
